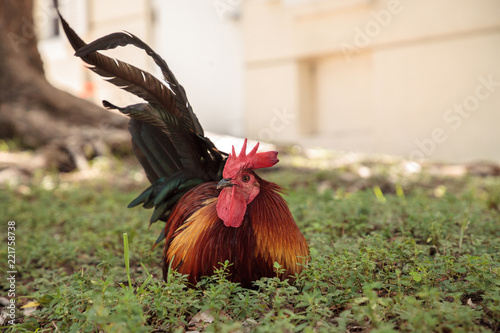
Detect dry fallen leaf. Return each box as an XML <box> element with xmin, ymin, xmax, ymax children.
<box><xmin>21</xmin><ymin>301</ymin><xmax>40</xmax><ymax>309</ymax></box>
<box><xmin>189</xmin><ymin>309</ymin><xmax>215</xmax><ymax>326</ymax></box>
<box><xmin>187</xmin><ymin>310</ymin><xmax>232</xmax><ymax>332</ymax></box>
<box><xmin>466</xmin><ymin>298</ymin><xmax>477</xmax><ymax>310</ymax></box>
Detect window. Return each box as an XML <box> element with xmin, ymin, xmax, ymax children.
<box><xmin>36</xmin><ymin>0</ymin><xmax>87</xmax><ymax>40</ymax></box>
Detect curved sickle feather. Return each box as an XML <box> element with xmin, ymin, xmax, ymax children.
<box><xmin>75</xmin><ymin>31</ymin><xmax>204</xmax><ymax>136</ymax></box>
<box><xmin>56</xmin><ymin>8</ymin><xmax>200</xmax><ymax>136</ymax></box>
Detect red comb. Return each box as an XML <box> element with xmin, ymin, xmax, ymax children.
<box><xmin>222</xmin><ymin>139</ymin><xmax>279</xmax><ymax>178</ymax></box>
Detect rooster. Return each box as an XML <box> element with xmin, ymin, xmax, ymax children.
<box><xmin>56</xmin><ymin>8</ymin><xmax>309</xmax><ymax>288</ymax></box>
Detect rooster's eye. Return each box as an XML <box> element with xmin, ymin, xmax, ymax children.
<box><xmin>242</xmin><ymin>174</ymin><xmax>250</xmax><ymax>183</ymax></box>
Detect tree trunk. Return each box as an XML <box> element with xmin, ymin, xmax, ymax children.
<box><xmin>0</xmin><ymin>0</ymin><xmax>130</xmax><ymax>173</ymax></box>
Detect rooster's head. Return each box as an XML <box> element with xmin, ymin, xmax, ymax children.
<box><xmin>216</xmin><ymin>139</ymin><xmax>278</xmax><ymax>228</ymax></box>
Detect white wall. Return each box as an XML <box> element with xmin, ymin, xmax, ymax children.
<box><xmin>152</xmin><ymin>0</ymin><xmax>244</xmax><ymax>136</ymax></box>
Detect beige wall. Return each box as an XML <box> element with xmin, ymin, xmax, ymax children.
<box><xmin>243</xmin><ymin>0</ymin><xmax>500</xmax><ymax>162</ymax></box>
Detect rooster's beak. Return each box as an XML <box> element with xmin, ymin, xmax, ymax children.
<box><xmin>217</xmin><ymin>178</ymin><xmax>234</xmax><ymax>189</ymax></box>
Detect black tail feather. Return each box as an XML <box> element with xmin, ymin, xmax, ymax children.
<box><xmin>55</xmin><ymin>2</ymin><xmax>227</xmax><ymax>225</ymax></box>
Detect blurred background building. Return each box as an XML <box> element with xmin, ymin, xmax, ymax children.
<box><xmin>35</xmin><ymin>0</ymin><xmax>500</xmax><ymax>162</ymax></box>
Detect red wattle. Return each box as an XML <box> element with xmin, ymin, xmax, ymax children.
<box><xmin>216</xmin><ymin>187</ymin><xmax>246</xmax><ymax>228</ymax></box>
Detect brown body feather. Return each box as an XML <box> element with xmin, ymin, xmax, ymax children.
<box><xmin>163</xmin><ymin>173</ymin><xmax>309</xmax><ymax>288</ymax></box>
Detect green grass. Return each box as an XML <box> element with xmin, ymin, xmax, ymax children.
<box><xmin>1</xmin><ymin>166</ymin><xmax>499</xmax><ymax>332</ymax></box>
